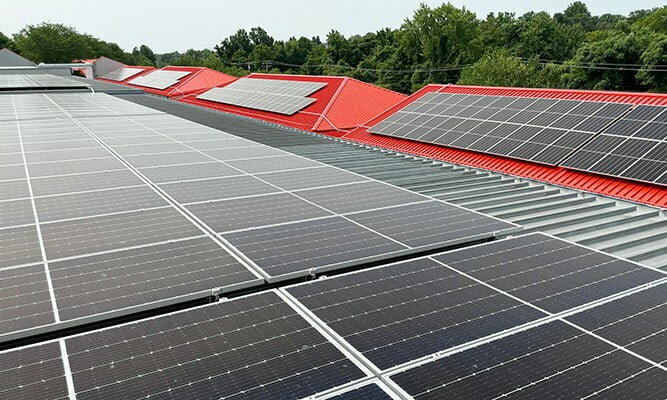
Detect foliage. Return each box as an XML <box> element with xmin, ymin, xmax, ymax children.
<box><xmin>3</xmin><ymin>4</ymin><xmax>666</xmax><ymax>93</ymax></box>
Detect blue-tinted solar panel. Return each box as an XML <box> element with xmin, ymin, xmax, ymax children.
<box><xmin>390</xmin><ymin>321</ymin><xmax>667</xmax><ymax>400</ymax></box>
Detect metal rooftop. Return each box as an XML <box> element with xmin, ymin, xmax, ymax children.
<box><xmin>119</xmin><ymin>93</ymin><xmax>667</xmax><ymax>271</ymax></box>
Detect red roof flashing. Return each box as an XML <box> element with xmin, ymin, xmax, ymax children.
<box><xmin>343</xmin><ymin>84</ymin><xmax>667</xmax><ymax>208</ymax></box>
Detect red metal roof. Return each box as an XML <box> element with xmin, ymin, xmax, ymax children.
<box><xmin>178</xmin><ymin>73</ymin><xmax>406</xmax><ymax>134</ymax></box>
<box><xmin>102</xmin><ymin>66</ymin><xmax>237</xmax><ymax>98</ymax></box>
<box><xmin>342</xmin><ymin>84</ymin><xmax>667</xmax><ymax>208</ymax></box>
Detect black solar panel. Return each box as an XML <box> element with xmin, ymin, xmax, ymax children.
<box><xmin>369</xmin><ymin>92</ymin><xmax>631</xmax><ymax>166</ymax></box>
<box><xmin>63</xmin><ymin>291</ymin><xmax>366</xmax><ymax>400</ymax></box>
<box><xmin>0</xmin><ymin>264</ymin><xmax>54</xmax><ymax>335</ymax></box>
<box><xmin>562</xmin><ymin>104</ymin><xmax>667</xmax><ymax>185</ymax></box>
<box><xmin>389</xmin><ymin>321</ymin><xmax>667</xmax><ymax>400</ymax></box>
<box><xmin>2</xmin><ymin>92</ymin><xmax>514</xmax><ymax>345</ymax></box>
<box><xmin>0</xmin><ymin>342</ymin><xmax>69</xmax><ymax>400</ymax></box>
<box><xmin>0</xmin><ymin>93</ymin><xmax>263</xmax><ymax>344</ymax></box>
<box><xmin>70</xmin><ymin>111</ymin><xmax>513</xmax><ymax>283</ymax></box>
<box><xmin>566</xmin><ymin>284</ymin><xmax>667</xmax><ymax>364</ymax></box>
<box><xmin>286</xmin><ymin>257</ymin><xmax>547</xmax><ymax>370</ymax></box>
<box><xmin>433</xmin><ymin>233</ymin><xmax>665</xmax><ymax>313</ymax></box>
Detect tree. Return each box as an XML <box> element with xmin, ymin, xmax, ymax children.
<box><xmin>458</xmin><ymin>51</ymin><xmax>564</xmax><ymax>88</ymax></box>
<box><xmin>555</xmin><ymin>2</ymin><xmax>595</xmax><ymax>31</ymax></box>
<box><xmin>514</xmin><ymin>12</ymin><xmax>584</xmax><ymax>61</ymax></box>
<box><xmin>0</xmin><ymin>31</ymin><xmax>15</xmax><ymax>50</ymax></box>
<box><xmin>13</xmin><ymin>23</ymin><xmax>90</xmax><ymax>63</ymax></box>
<box><xmin>135</xmin><ymin>44</ymin><xmax>156</xmax><ymax>65</ymax></box>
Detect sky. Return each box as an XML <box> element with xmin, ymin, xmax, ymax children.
<box><xmin>1</xmin><ymin>0</ymin><xmax>664</xmax><ymax>53</ymax></box>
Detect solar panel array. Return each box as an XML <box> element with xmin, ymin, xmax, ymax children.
<box><xmin>562</xmin><ymin>104</ymin><xmax>667</xmax><ymax>184</ymax></box>
<box><xmin>98</xmin><ymin>67</ymin><xmax>146</xmax><ymax>82</ymax></box>
<box><xmin>0</xmin><ymin>92</ymin><xmax>515</xmax><ymax>344</ymax></box>
<box><xmin>286</xmin><ymin>233</ymin><xmax>665</xmax><ymax>371</ymax></box>
<box><xmin>2</xmin><ymin>234</ymin><xmax>663</xmax><ymax>400</ymax></box>
<box><xmin>2</xmin><ymin>88</ymin><xmax>665</xmax><ymax>400</ymax></box>
<box><xmin>197</xmin><ymin>77</ymin><xmax>327</xmax><ymax>115</ymax></box>
<box><xmin>0</xmin><ymin>93</ymin><xmax>262</xmax><ymax>342</ymax></box>
<box><xmin>0</xmin><ymin>291</ymin><xmax>371</xmax><ymax>400</ymax></box>
<box><xmin>127</xmin><ymin>69</ymin><xmax>191</xmax><ymax>89</ymax></box>
<box><xmin>369</xmin><ymin>91</ymin><xmax>667</xmax><ymax>185</ymax></box>
<box><xmin>0</xmin><ymin>74</ymin><xmax>91</xmax><ymax>91</ymax></box>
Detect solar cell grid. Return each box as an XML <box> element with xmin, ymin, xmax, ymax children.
<box><xmin>561</xmin><ymin>104</ymin><xmax>667</xmax><ymax>185</ymax></box>
<box><xmin>286</xmin><ymin>256</ymin><xmax>547</xmax><ymax>370</ymax></box>
<box><xmin>137</xmin><ymin>162</ymin><xmax>239</xmax><ymax>183</ymax></box>
<box><xmin>389</xmin><ymin>321</ymin><xmax>667</xmax><ymax>400</ymax></box>
<box><xmin>34</xmin><ymin>186</ymin><xmax>168</xmax><ymax>222</ymax></box>
<box><xmin>0</xmin><ymin>179</ymin><xmax>30</xmax><ymax>201</ymax></box>
<box><xmin>223</xmin><ymin>216</ymin><xmax>409</xmax><ymax>280</ymax></box>
<box><xmin>0</xmin><ymin>74</ymin><xmax>90</xmax><ymax>91</ymax></box>
<box><xmin>30</xmin><ymin>169</ymin><xmax>144</xmax><ymax>196</ymax></box>
<box><xmin>127</xmin><ymin>69</ymin><xmax>191</xmax><ymax>90</ymax></box>
<box><xmin>0</xmin><ymin>198</ymin><xmax>34</xmax><ymax>227</ymax></box>
<box><xmin>0</xmin><ymin>225</ymin><xmax>42</xmax><ymax>268</ymax></box>
<box><xmin>49</xmin><ymin>236</ymin><xmax>260</xmax><ymax>321</ymax></box>
<box><xmin>370</xmin><ymin>92</ymin><xmax>632</xmax><ymax>166</ymax></box>
<box><xmin>159</xmin><ymin>174</ymin><xmax>278</xmax><ymax>203</ymax></box>
<box><xmin>566</xmin><ymin>284</ymin><xmax>667</xmax><ymax>365</ymax></box>
<box><xmin>99</xmin><ymin>67</ymin><xmax>146</xmax><ymax>81</ymax></box>
<box><xmin>0</xmin><ymin>264</ymin><xmax>55</xmax><ymax>335</ymax></box>
<box><xmin>74</xmin><ymin>105</ymin><xmax>514</xmax><ymax>283</ymax></box>
<box><xmin>40</xmin><ymin>207</ymin><xmax>202</xmax><ymax>261</ymax></box>
<box><xmin>197</xmin><ymin>77</ymin><xmax>326</xmax><ymax>115</ymax></box>
<box><xmin>1</xmin><ymin>93</ymin><xmax>276</xmax><ymax>345</ymax></box>
<box><xmin>186</xmin><ymin>192</ymin><xmax>332</xmax><ymax>233</ymax></box>
<box><xmin>0</xmin><ymin>342</ymin><xmax>69</xmax><ymax>400</ymax></box>
<box><xmin>433</xmin><ymin>233</ymin><xmax>665</xmax><ymax>313</ymax></box>
<box><xmin>63</xmin><ymin>291</ymin><xmax>367</xmax><ymax>400</ymax></box>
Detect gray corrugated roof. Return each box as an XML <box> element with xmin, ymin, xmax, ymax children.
<box><xmin>117</xmin><ymin>93</ymin><xmax>667</xmax><ymax>271</ymax></box>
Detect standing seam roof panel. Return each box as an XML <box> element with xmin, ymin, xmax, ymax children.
<box><xmin>342</xmin><ymin>84</ymin><xmax>667</xmax><ymax>208</ymax></box>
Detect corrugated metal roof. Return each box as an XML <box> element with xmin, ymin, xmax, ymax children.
<box><xmin>117</xmin><ymin>93</ymin><xmax>667</xmax><ymax>271</ymax></box>
<box><xmin>341</xmin><ymin>84</ymin><xmax>667</xmax><ymax>208</ymax></box>
<box><xmin>178</xmin><ymin>73</ymin><xmax>406</xmax><ymax>133</ymax></box>
<box><xmin>100</xmin><ymin>66</ymin><xmax>236</xmax><ymax>98</ymax></box>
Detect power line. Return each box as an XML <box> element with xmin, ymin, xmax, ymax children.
<box><xmin>224</xmin><ymin>58</ymin><xmax>667</xmax><ymax>74</ymax></box>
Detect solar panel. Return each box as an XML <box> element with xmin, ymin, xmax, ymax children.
<box><xmin>369</xmin><ymin>92</ymin><xmax>631</xmax><ymax>166</ymax></box>
<box><xmin>389</xmin><ymin>320</ymin><xmax>667</xmax><ymax>400</ymax></box>
<box><xmin>2</xmin><ymin>92</ymin><xmax>515</xmax><ymax>346</ymax></box>
<box><xmin>286</xmin><ymin>256</ymin><xmax>547</xmax><ymax>370</ymax></box>
<box><xmin>562</xmin><ymin>104</ymin><xmax>667</xmax><ymax>185</ymax></box>
<box><xmin>223</xmin><ymin>77</ymin><xmax>327</xmax><ymax>96</ymax></box>
<box><xmin>60</xmin><ymin>291</ymin><xmax>367</xmax><ymax>400</ymax></box>
<box><xmin>127</xmin><ymin>69</ymin><xmax>191</xmax><ymax>90</ymax></box>
<box><xmin>0</xmin><ymin>74</ymin><xmax>91</xmax><ymax>91</ymax></box>
<box><xmin>66</xmin><ymin>112</ymin><xmax>514</xmax><ymax>283</ymax></box>
<box><xmin>99</xmin><ymin>67</ymin><xmax>146</xmax><ymax>81</ymax></box>
<box><xmin>566</xmin><ymin>284</ymin><xmax>666</xmax><ymax>364</ymax></box>
<box><xmin>197</xmin><ymin>77</ymin><xmax>326</xmax><ymax>115</ymax></box>
<box><xmin>285</xmin><ymin>232</ymin><xmax>664</xmax><ymax>371</ymax></box>
<box><xmin>0</xmin><ymin>264</ymin><xmax>55</xmax><ymax>335</ymax></box>
<box><xmin>0</xmin><ymin>342</ymin><xmax>69</xmax><ymax>399</ymax></box>
<box><xmin>0</xmin><ymin>93</ymin><xmax>262</xmax><ymax>344</ymax></box>
<box><xmin>432</xmin><ymin>233</ymin><xmax>665</xmax><ymax>313</ymax></box>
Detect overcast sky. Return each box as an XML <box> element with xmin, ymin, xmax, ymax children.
<box><xmin>1</xmin><ymin>0</ymin><xmax>663</xmax><ymax>53</ymax></box>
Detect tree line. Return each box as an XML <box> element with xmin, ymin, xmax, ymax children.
<box><xmin>1</xmin><ymin>2</ymin><xmax>665</xmax><ymax>93</ymax></box>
